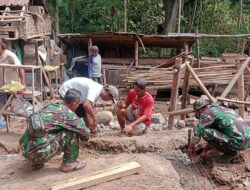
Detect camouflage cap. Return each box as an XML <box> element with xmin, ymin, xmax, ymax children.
<box><xmin>193</xmin><ymin>96</ymin><xmax>209</xmax><ymax>111</ymax></box>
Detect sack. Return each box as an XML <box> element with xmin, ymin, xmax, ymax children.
<box><xmin>27</xmin><ymin>113</ymin><xmax>45</xmax><ymax>137</ymax></box>
<box><xmin>11</xmin><ymin>95</ymin><xmax>33</xmax><ymax>115</ymax></box>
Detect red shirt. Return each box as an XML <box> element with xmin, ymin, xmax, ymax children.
<box><xmin>125</xmin><ymin>89</ymin><xmax>154</xmax><ymax>126</ymax></box>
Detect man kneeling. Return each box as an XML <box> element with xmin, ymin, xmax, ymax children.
<box><xmin>190</xmin><ymin>96</ymin><xmax>250</xmax><ymax>163</ymax></box>
<box><xmin>19</xmin><ymin>89</ymin><xmax>90</xmax><ymax>172</ymax></box>
<box><xmin>117</xmin><ymin>78</ymin><xmax>154</xmax><ymax>136</ymax></box>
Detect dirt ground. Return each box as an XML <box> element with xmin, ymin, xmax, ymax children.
<box><xmin>0</xmin><ymin>101</ymin><xmax>250</xmax><ymax>190</ymax></box>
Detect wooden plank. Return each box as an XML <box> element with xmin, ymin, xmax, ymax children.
<box><xmin>220</xmin><ymin>57</ymin><xmax>250</xmax><ymax>98</ymax></box>
<box><xmin>51</xmin><ymin>162</ymin><xmax>141</xmax><ymax>190</ymax></box>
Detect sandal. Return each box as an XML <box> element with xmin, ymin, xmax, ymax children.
<box><xmin>31</xmin><ymin>162</ymin><xmax>46</xmax><ymax>169</ymax></box>
<box><xmin>60</xmin><ymin>159</ymin><xmax>86</xmax><ymax>173</ymax></box>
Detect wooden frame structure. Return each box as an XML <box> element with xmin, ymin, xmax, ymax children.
<box><xmin>167</xmin><ymin>56</ymin><xmax>250</xmax><ymax>129</ymax></box>
<box><xmin>0</xmin><ymin>64</ymin><xmax>43</xmax><ymax>132</ymax></box>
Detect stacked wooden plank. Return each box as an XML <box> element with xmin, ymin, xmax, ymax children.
<box><xmin>122</xmin><ymin>62</ymin><xmax>250</xmax><ymax>90</ymax></box>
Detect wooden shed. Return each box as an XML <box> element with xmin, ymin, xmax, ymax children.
<box><xmin>58</xmin><ymin>32</ymin><xmax>198</xmax><ymax>85</ymax></box>
<box><xmin>0</xmin><ymin>0</ymin><xmax>51</xmax><ymax>40</ymax></box>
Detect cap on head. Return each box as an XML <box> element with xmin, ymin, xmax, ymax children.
<box><xmin>193</xmin><ymin>96</ymin><xmax>209</xmax><ymax>111</ymax></box>
<box><xmin>105</xmin><ymin>85</ymin><xmax>119</xmax><ymax>103</ymax></box>
<box><xmin>91</xmin><ymin>45</ymin><xmax>99</xmax><ymax>52</ymax></box>
<box><xmin>63</xmin><ymin>89</ymin><xmax>81</xmax><ymax>103</ymax></box>
<box><xmin>0</xmin><ymin>38</ymin><xmax>7</xmax><ymax>49</ymax></box>
<box><xmin>134</xmin><ymin>77</ymin><xmax>147</xmax><ymax>89</ymax></box>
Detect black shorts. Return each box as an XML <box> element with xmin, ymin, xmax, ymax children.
<box><xmin>75</xmin><ymin>103</ymin><xmax>86</xmax><ymax>118</ymax></box>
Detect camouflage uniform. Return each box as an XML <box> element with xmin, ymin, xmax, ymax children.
<box><xmin>196</xmin><ymin>104</ymin><xmax>250</xmax><ymax>152</ymax></box>
<box><xmin>19</xmin><ymin>101</ymin><xmax>90</xmax><ymax>164</ymax></box>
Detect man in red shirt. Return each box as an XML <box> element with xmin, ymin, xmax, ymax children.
<box><xmin>117</xmin><ymin>78</ymin><xmax>154</xmax><ymax>136</ymax></box>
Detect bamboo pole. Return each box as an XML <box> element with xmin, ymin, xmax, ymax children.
<box><xmin>168</xmin><ymin>58</ymin><xmax>182</xmax><ymax>129</ymax></box>
<box><xmin>237</xmin><ymin>59</ymin><xmax>245</xmax><ymax>118</ymax></box>
<box><xmin>186</xmin><ymin>62</ymin><xmax>216</xmax><ymax>103</ymax></box>
<box><xmin>220</xmin><ymin>57</ymin><xmax>250</xmax><ymax>98</ymax></box>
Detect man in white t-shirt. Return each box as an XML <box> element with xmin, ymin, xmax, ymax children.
<box><xmin>0</xmin><ymin>38</ymin><xmax>25</xmax><ymax>86</ymax></box>
<box><xmin>59</xmin><ymin>77</ymin><xmax>119</xmax><ymax>135</ymax></box>
<box><xmin>88</xmin><ymin>46</ymin><xmax>102</xmax><ymax>84</ymax></box>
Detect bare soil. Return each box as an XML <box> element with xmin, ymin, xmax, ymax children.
<box><xmin>0</xmin><ymin>103</ymin><xmax>249</xmax><ymax>190</ymax></box>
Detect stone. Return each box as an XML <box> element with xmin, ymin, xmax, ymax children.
<box><xmin>185</xmin><ymin>117</ymin><xmax>198</xmax><ymax>128</ymax></box>
<box><xmin>151</xmin><ymin>113</ymin><xmax>166</xmax><ymax>125</ymax></box>
<box><xmin>97</xmin><ymin>111</ymin><xmax>113</xmax><ymax>125</ymax></box>
<box><xmin>211</xmin><ymin>167</ymin><xmax>232</xmax><ymax>185</ymax></box>
<box><xmin>245</xmin><ymin>164</ymin><xmax>250</xmax><ymax>172</ymax></box>
<box><xmin>243</xmin><ymin>181</ymin><xmax>250</xmax><ymax>187</ymax></box>
<box><xmin>177</xmin><ymin>120</ymin><xmax>185</xmax><ymax>128</ymax></box>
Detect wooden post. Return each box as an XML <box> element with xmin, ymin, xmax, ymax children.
<box><xmin>186</xmin><ymin>62</ymin><xmax>216</xmax><ymax>103</ymax></box>
<box><xmin>237</xmin><ymin>59</ymin><xmax>245</xmax><ymax>118</ymax></box>
<box><xmin>32</xmin><ymin>68</ymin><xmax>35</xmax><ymax>113</ymax></box>
<box><xmin>188</xmin><ymin>129</ymin><xmax>192</xmax><ymax>148</ymax></box>
<box><xmin>197</xmin><ymin>38</ymin><xmax>200</xmax><ymax>68</ymax></box>
<box><xmin>168</xmin><ymin>58</ymin><xmax>182</xmax><ymax>129</ymax></box>
<box><xmin>181</xmin><ymin>56</ymin><xmax>193</xmax><ymax>120</ymax></box>
<box><xmin>134</xmin><ymin>41</ymin><xmax>139</xmax><ymax>67</ymax></box>
<box><xmin>88</xmin><ymin>38</ymin><xmax>92</xmax><ymax>56</ymax></box>
<box><xmin>40</xmin><ymin>67</ymin><xmax>43</xmax><ymax>101</ymax></box>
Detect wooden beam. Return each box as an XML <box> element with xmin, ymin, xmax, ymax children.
<box><xmin>220</xmin><ymin>57</ymin><xmax>250</xmax><ymax>98</ymax></box>
<box><xmin>237</xmin><ymin>59</ymin><xmax>245</xmax><ymax>118</ymax></box>
<box><xmin>216</xmin><ymin>97</ymin><xmax>250</xmax><ymax>106</ymax></box>
<box><xmin>134</xmin><ymin>41</ymin><xmax>139</xmax><ymax>67</ymax></box>
<box><xmin>168</xmin><ymin>107</ymin><xmax>194</xmax><ymax>116</ymax></box>
<box><xmin>51</xmin><ymin>162</ymin><xmax>141</xmax><ymax>190</ymax></box>
<box><xmin>186</xmin><ymin>62</ymin><xmax>216</xmax><ymax>103</ymax></box>
<box><xmin>168</xmin><ymin>58</ymin><xmax>182</xmax><ymax>129</ymax></box>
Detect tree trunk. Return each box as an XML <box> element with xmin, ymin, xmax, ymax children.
<box><xmin>163</xmin><ymin>0</ymin><xmax>178</xmax><ymax>34</ymax></box>
<box><xmin>55</xmin><ymin>1</ymin><xmax>60</xmax><ymax>44</ymax></box>
<box><xmin>189</xmin><ymin>0</ymin><xmax>198</xmax><ymax>33</ymax></box>
<box><xmin>238</xmin><ymin>0</ymin><xmax>243</xmax><ymax>28</ymax></box>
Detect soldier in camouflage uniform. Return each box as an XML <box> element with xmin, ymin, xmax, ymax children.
<box><xmin>19</xmin><ymin>89</ymin><xmax>90</xmax><ymax>172</ymax></box>
<box><xmin>190</xmin><ymin>96</ymin><xmax>250</xmax><ymax>163</ymax></box>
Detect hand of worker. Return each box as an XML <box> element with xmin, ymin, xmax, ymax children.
<box><xmin>124</xmin><ymin>124</ymin><xmax>133</xmax><ymax>134</ymax></box>
<box><xmin>116</xmin><ymin>101</ymin><xmax>124</xmax><ymax>109</ymax></box>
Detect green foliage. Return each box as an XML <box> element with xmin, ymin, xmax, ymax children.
<box><xmin>46</xmin><ymin>0</ymin><xmax>250</xmax><ymax>57</ymax></box>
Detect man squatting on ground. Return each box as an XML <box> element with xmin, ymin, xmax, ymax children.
<box><xmin>0</xmin><ymin>38</ymin><xmax>26</xmax><ymax>127</ymax></box>
<box><xmin>190</xmin><ymin>96</ymin><xmax>250</xmax><ymax>163</ymax></box>
<box><xmin>59</xmin><ymin>77</ymin><xmax>119</xmax><ymax>135</ymax></box>
<box><xmin>117</xmin><ymin>78</ymin><xmax>154</xmax><ymax>136</ymax></box>
<box><xmin>19</xmin><ymin>89</ymin><xmax>90</xmax><ymax>173</ymax></box>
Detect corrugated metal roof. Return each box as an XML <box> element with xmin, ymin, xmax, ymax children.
<box><xmin>0</xmin><ymin>0</ymin><xmax>29</xmax><ymax>6</ymax></box>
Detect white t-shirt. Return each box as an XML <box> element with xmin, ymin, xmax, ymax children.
<box><xmin>59</xmin><ymin>77</ymin><xmax>103</xmax><ymax>103</ymax></box>
<box><xmin>0</xmin><ymin>49</ymin><xmax>21</xmax><ymax>85</ymax></box>
<box><xmin>91</xmin><ymin>54</ymin><xmax>102</xmax><ymax>77</ymax></box>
